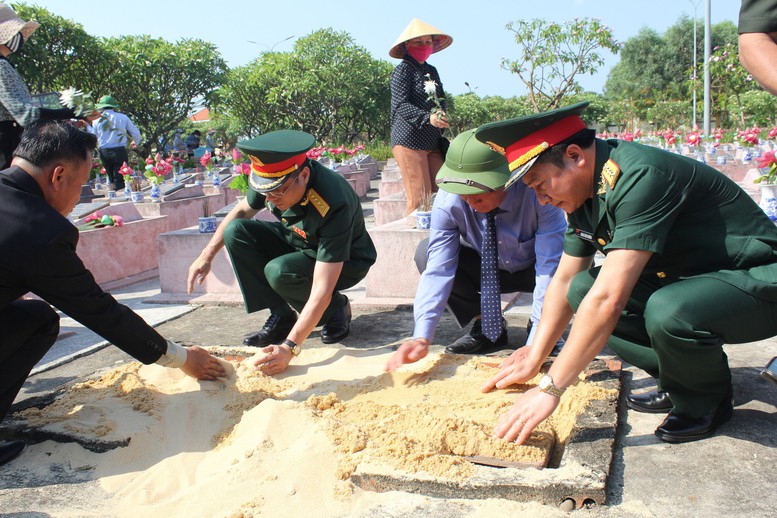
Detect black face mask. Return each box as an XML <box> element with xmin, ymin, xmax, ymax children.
<box><xmin>5</xmin><ymin>33</ymin><xmax>23</xmax><ymax>54</ymax></box>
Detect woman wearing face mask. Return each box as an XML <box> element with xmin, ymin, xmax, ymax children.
<box><xmin>389</xmin><ymin>18</ymin><xmax>452</xmax><ymax>216</ymax></box>
<box><xmin>0</xmin><ymin>4</ymin><xmax>77</xmax><ymax>169</ymax></box>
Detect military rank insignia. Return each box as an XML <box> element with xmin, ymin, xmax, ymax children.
<box><xmin>292</xmin><ymin>226</ymin><xmax>307</xmax><ymax>241</ymax></box>
<box><xmin>601</xmin><ymin>159</ymin><xmax>621</xmax><ymax>191</ymax></box>
<box><xmin>305</xmin><ymin>188</ymin><xmax>330</xmax><ymax>217</ymax></box>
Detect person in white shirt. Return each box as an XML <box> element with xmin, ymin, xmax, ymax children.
<box><xmin>88</xmin><ymin>95</ymin><xmax>141</xmax><ymax>190</ymax></box>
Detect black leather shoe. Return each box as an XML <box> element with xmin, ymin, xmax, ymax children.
<box><xmin>626</xmin><ymin>390</ymin><xmax>673</xmax><ymax>413</ymax></box>
<box><xmin>445</xmin><ymin>318</ymin><xmax>508</xmax><ymax>354</ymax></box>
<box><xmin>0</xmin><ymin>440</ymin><xmax>24</xmax><ymax>466</ymax></box>
<box><xmin>321</xmin><ymin>299</ymin><xmax>351</xmax><ymax>344</ymax></box>
<box><xmin>243</xmin><ymin>313</ymin><xmax>297</xmax><ymax>347</ymax></box>
<box><xmin>654</xmin><ymin>389</ymin><xmax>734</xmax><ymax>443</ymax></box>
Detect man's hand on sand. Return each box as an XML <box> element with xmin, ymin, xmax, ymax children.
<box><xmin>247</xmin><ymin>344</ymin><xmax>293</xmax><ymax>375</ymax></box>
<box><xmin>385</xmin><ymin>338</ymin><xmax>429</xmax><ymax>371</ymax></box>
<box><xmin>180</xmin><ymin>346</ymin><xmax>228</xmax><ymax>380</ymax></box>
<box><xmin>481</xmin><ymin>346</ymin><xmax>540</xmax><ymax>393</ymax></box>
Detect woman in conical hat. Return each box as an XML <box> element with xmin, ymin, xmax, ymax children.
<box><xmin>389</xmin><ymin>18</ymin><xmax>453</xmax><ymax>216</ymax></box>
<box><xmin>0</xmin><ymin>3</ymin><xmax>78</xmax><ymax>169</ymax></box>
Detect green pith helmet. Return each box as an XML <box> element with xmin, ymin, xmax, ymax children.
<box><xmin>435</xmin><ymin>129</ymin><xmax>510</xmax><ymax>195</ymax></box>
<box><xmin>95</xmin><ymin>95</ymin><xmax>120</xmax><ymax>110</ymax></box>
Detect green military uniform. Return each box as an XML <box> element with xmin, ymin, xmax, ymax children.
<box><xmin>739</xmin><ymin>0</ymin><xmax>777</xmax><ymax>33</ymax></box>
<box><xmin>563</xmin><ymin>138</ymin><xmax>777</xmax><ymax>416</ymax></box>
<box><xmin>223</xmin><ymin>154</ymin><xmax>376</xmax><ymax>324</ymax></box>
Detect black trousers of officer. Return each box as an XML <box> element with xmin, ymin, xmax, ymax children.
<box><xmin>223</xmin><ymin>219</ymin><xmax>372</xmax><ymax>324</ymax></box>
<box><xmin>567</xmin><ymin>266</ymin><xmax>777</xmax><ymax>417</ymax></box>
<box><xmin>0</xmin><ymin>300</ymin><xmax>60</xmax><ymax>422</ymax></box>
<box><xmin>98</xmin><ymin>146</ymin><xmax>129</xmax><ymax>190</ymax></box>
<box><xmin>414</xmin><ymin>237</ymin><xmax>536</xmax><ymax>328</ymax></box>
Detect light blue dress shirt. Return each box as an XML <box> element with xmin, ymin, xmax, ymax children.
<box><xmin>90</xmin><ymin>109</ymin><xmax>142</xmax><ymax>149</ymax></box>
<box><xmin>413</xmin><ymin>182</ymin><xmax>566</xmax><ymax>341</ymax></box>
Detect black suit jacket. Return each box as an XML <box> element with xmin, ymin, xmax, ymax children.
<box><xmin>0</xmin><ymin>166</ymin><xmax>166</xmax><ymax>363</ymax></box>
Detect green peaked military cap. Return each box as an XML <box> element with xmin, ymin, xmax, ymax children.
<box><xmin>474</xmin><ymin>102</ymin><xmax>590</xmax><ymax>188</ymax></box>
<box><xmin>95</xmin><ymin>95</ymin><xmax>120</xmax><ymax>110</ymax></box>
<box><xmin>435</xmin><ymin>129</ymin><xmax>510</xmax><ymax>195</ymax></box>
<box><xmin>237</xmin><ymin>130</ymin><xmax>316</xmax><ymax>193</ymax></box>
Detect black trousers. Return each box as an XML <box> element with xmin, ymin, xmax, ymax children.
<box><xmin>98</xmin><ymin>146</ymin><xmax>129</xmax><ymax>189</ymax></box>
<box><xmin>415</xmin><ymin>237</ymin><xmax>536</xmax><ymax>327</ymax></box>
<box><xmin>0</xmin><ymin>120</ymin><xmax>22</xmax><ymax>170</ymax></box>
<box><xmin>0</xmin><ymin>300</ymin><xmax>59</xmax><ymax>423</ymax></box>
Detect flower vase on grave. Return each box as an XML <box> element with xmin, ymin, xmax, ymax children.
<box><xmin>104</xmin><ymin>175</ymin><xmax>110</xmax><ymax>190</ymax></box>
<box><xmin>124</xmin><ymin>185</ymin><xmax>132</xmax><ymax>197</ymax></box>
<box><xmin>212</xmin><ymin>173</ymin><xmax>220</xmax><ymax>187</ymax></box>
<box><xmin>150</xmin><ymin>184</ymin><xmax>161</xmax><ymax>202</ymax></box>
<box><xmin>742</xmin><ymin>149</ymin><xmax>752</xmax><ymax>164</ymax></box>
<box><xmin>130</xmin><ymin>190</ymin><xmax>145</xmax><ymax>203</ymax></box>
<box><xmin>759</xmin><ymin>183</ymin><xmax>777</xmax><ymax>222</ymax></box>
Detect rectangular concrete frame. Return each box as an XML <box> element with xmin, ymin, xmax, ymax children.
<box><xmin>350</xmin><ymin>358</ymin><xmax>622</xmax><ymax>510</ymax></box>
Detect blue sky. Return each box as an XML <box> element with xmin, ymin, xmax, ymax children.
<box><xmin>35</xmin><ymin>0</ymin><xmax>741</xmax><ymax>98</ymax></box>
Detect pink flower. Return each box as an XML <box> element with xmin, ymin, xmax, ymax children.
<box><xmin>232</xmin><ymin>148</ymin><xmax>242</xmax><ymax>162</ymax></box>
<box><xmin>84</xmin><ymin>211</ymin><xmax>102</xmax><ymax>223</ymax></box>
<box><xmin>686</xmin><ymin>132</ymin><xmax>701</xmax><ymax>146</ymax></box>
<box><xmin>119</xmin><ymin>161</ymin><xmax>133</xmax><ymax>177</ymax></box>
<box><xmin>769</xmin><ymin>127</ymin><xmax>777</xmax><ymax>139</ymax></box>
<box><xmin>757</xmin><ymin>151</ymin><xmax>777</xmax><ymax>169</ymax></box>
<box><xmin>146</xmin><ymin>156</ymin><xmax>154</xmax><ymax>165</ymax></box>
<box><xmin>200</xmin><ymin>151</ymin><xmax>213</xmax><ymax>169</ymax></box>
<box><xmin>239</xmin><ymin>163</ymin><xmax>251</xmax><ymax>175</ymax></box>
<box><xmin>112</xmin><ymin>215</ymin><xmax>124</xmax><ymax>227</ymax></box>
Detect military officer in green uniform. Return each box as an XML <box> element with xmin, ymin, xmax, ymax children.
<box><xmin>187</xmin><ymin>130</ymin><xmax>376</xmax><ymax>375</ymax></box>
<box><xmin>476</xmin><ymin>102</ymin><xmax>777</xmax><ymax>443</ymax></box>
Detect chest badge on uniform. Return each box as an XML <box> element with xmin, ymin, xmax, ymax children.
<box><xmin>601</xmin><ymin>159</ymin><xmax>621</xmax><ymax>191</ymax></box>
<box><xmin>292</xmin><ymin>226</ymin><xmax>308</xmax><ymax>241</ymax></box>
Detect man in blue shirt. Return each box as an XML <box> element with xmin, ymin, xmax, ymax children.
<box><xmin>386</xmin><ymin>130</ymin><xmax>566</xmax><ymax>370</ymax></box>
<box><xmin>88</xmin><ymin>95</ymin><xmax>142</xmax><ymax>191</ymax></box>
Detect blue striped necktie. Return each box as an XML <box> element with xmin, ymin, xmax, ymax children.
<box><xmin>480</xmin><ymin>209</ymin><xmax>501</xmax><ymax>342</ymax></box>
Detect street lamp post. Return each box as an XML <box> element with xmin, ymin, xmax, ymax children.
<box><xmin>247</xmin><ymin>35</ymin><xmax>295</xmax><ymax>52</ymax></box>
<box><xmin>688</xmin><ymin>0</ymin><xmax>701</xmax><ymax>130</ymax></box>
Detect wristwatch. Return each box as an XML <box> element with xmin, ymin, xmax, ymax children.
<box><xmin>282</xmin><ymin>339</ymin><xmax>301</xmax><ymax>356</ymax></box>
<box><xmin>538</xmin><ymin>374</ymin><xmax>565</xmax><ymax>398</ymax></box>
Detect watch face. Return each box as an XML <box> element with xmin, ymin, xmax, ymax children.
<box><xmin>539</xmin><ymin>375</ymin><xmax>551</xmax><ymax>390</ymax></box>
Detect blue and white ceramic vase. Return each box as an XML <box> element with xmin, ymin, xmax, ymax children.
<box><xmin>198</xmin><ymin>216</ymin><xmax>217</xmax><ymax>233</ymax></box>
<box><xmin>416</xmin><ymin>211</ymin><xmax>432</xmax><ymax>230</ymax></box>
<box><xmin>212</xmin><ymin>173</ymin><xmax>221</xmax><ymax>187</ymax></box>
<box><xmin>760</xmin><ymin>183</ymin><xmax>777</xmax><ymax>222</ymax></box>
<box><xmin>150</xmin><ymin>184</ymin><xmax>161</xmax><ymax>202</ymax></box>
<box><xmin>130</xmin><ymin>190</ymin><xmax>145</xmax><ymax>203</ymax></box>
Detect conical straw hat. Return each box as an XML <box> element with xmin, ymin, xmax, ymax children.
<box><xmin>389</xmin><ymin>18</ymin><xmax>452</xmax><ymax>59</ymax></box>
<box><xmin>0</xmin><ymin>3</ymin><xmax>38</xmax><ymax>45</ymax></box>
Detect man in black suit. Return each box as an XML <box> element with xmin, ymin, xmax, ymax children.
<box><xmin>0</xmin><ymin>120</ymin><xmax>226</xmax><ymax>466</ymax></box>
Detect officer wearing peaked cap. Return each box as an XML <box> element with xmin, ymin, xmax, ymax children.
<box><xmin>476</xmin><ymin>102</ymin><xmax>777</xmax><ymax>444</ymax></box>
<box><xmin>385</xmin><ymin>129</ymin><xmax>566</xmax><ymax>371</ymax></box>
<box><xmin>187</xmin><ymin>130</ymin><xmax>376</xmax><ymax>375</ymax></box>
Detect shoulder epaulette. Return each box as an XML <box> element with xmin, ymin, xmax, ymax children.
<box><xmin>305</xmin><ymin>188</ymin><xmax>330</xmax><ymax>217</ymax></box>
<box><xmin>601</xmin><ymin>159</ymin><xmax>621</xmax><ymax>191</ymax></box>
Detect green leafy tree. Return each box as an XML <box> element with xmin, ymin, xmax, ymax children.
<box><xmin>11</xmin><ymin>3</ymin><xmax>109</xmax><ymax>95</ymax></box>
<box><xmin>707</xmin><ymin>43</ymin><xmax>758</xmax><ymax>127</ymax></box>
<box><xmin>731</xmin><ymin>89</ymin><xmax>777</xmax><ymax>127</ymax></box>
<box><xmin>217</xmin><ymin>29</ymin><xmax>392</xmax><ymax>145</ymax></box>
<box><xmin>97</xmin><ymin>36</ymin><xmax>227</xmax><ymax>157</ymax></box>
<box><xmin>502</xmin><ymin>18</ymin><xmax>621</xmax><ymax>112</ymax></box>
